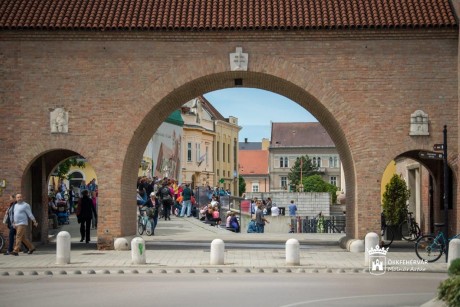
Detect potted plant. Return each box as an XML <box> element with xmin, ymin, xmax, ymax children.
<box><xmin>382</xmin><ymin>174</ymin><xmax>410</xmax><ymax>240</ymax></box>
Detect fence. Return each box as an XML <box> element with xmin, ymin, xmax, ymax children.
<box><xmin>290</xmin><ymin>216</ymin><xmax>346</xmax><ymax>234</ymax></box>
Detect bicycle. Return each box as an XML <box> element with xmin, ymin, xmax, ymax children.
<box><xmin>0</xmin><ymin>232</ymin><xmax>4</xmax><ymax>251</ymax></box>
<box><xmin>380</xmin><ymin>213</ymin><xmax>394</xmax><ymax>248</ymax></box>
<box><xmin>137</xmin><ymin>207</ymin><xmax>152</xmax><ymax>236</ymax></box>
<box><xmin>415</xmin><ymin>223</ymin><xmax>460</xmax><ymax>262</ymax></box>
<box><xmin>400</xmin><ymin>211</ymin><xmax>421</xmax><ymax>242</ymax></box>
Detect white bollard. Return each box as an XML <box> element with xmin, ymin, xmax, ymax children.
<box><xmin>210</xmin><ymin>239</ymin><xmax>225</xmax><ymax>265</ymax></box>
<box><xmin>114</xmin><ymin>238</ymin><xmax>130</xmax><ymax>251</ymax></box>
<box><xmin>448</xmin><ymin>238</ymin><xmax>460</xmax><ymax>267</ymax></box>
<box><xmin>286</xmin><ymin>238</ymin><xmax>300</xmax><ymax>266</ymax></box>
<box><xmin>56</xmin><ymin>231</ymin><xmax>71</xmax><ymax>265</ymax></box>
<box><xmin>349</xmin><ymin>240</ymin><xmax>365</xmax><ymax>253</ymax></box>
<box><xmin>131</xmin><ymin>237</ymin><xmax>146</xmax><ymax>265</ymax></box>
<box><xmin>364</xmin><ymin>232</ymin><xmax>379</xmax><ymax>266</ymax></box>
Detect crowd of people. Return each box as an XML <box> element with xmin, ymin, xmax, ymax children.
<box><xmin>136</xmin><ymin>176</ymin><xmax>240</xmax><ymax>234</ymax></box>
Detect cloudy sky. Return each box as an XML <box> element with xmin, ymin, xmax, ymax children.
<box><xmin>204</xmin><ymin>88</ymin><xmax>317</xmax><ymax>142</ymax></box>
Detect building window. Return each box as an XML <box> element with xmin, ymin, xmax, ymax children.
<box><xmin>217</xmin><ymin>169</ymin><xmax>220</xmax><ymax>176</ymax></box>
<box><xmin>281</xmin><ymin>176</ymin><xmax>287</xmax><ymax>189</ymax></box>
<box><xmin>313</xmin><ymin>157</ymin><xmax>321</xmax><ymax>167</ymax></box>
<box><xmin>223</xmin><ymin>142</ymin><xmax>226</xmax><ymax>162</ymax></box>
<box><xmin>279</xmin><ymin>157</ymin><xmax>288</xmax><ymax>168</ymax></box>
<box><xmin>228</xmin><ymin>144</ymin><xmax>230</xmax><ymax>164</ymax></box>
<box><xmin>329</xmin><ymin>156</ymin><xmax>339</xmax><ymax>168</ymax></box>
<box><xmin>330</xmin><ymin>176</ymin><xmax>337</xmax><ymax>186</ymax></box>
<box><xmin>217</xmin><ymin>141</ymin><xmax>220</xmax><ymax>162</ymax></box>
<box><xmin>187</xmin><ymin>142</ymin><xmax>192</xmax><ymax>162</ymax></box>
<box><xmin>206</xmin><ymin>146</ymin><xmax>209</xmax><ymax>165</ymax></box>
<box><xmin>252</xmin><ymin>183</ymin><xmax>259</xmax><ymax>192</ymax></box>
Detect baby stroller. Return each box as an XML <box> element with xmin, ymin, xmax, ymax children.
<box><xmin>56</xmin><ymin>201</ymin><xmax>69</xmax><ymax>225</ymax></box>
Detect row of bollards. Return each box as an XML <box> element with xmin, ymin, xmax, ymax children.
<box><xmin>56</xmin><ymin>231</ymin><xmax>460</xmax><ymax>268</ymax></box>
<box><xmin>56</xmin><ymin>231</ymin><xmax>301</xmax><ymax>266</ymax></box>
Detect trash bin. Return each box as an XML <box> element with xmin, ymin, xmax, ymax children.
<box><xmin>279</xmin><ymin>207</ymin><xmax>285</xmax><ymax>216</ymax></box>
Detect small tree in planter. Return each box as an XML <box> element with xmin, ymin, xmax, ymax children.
<box><xmin>382</xmin><ymin>174</ymin><xmax>410</xmax><ymax>239</ymax></box>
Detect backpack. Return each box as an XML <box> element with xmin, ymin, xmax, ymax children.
<box><xmin>161</xmin><ymin>187</ymin><xmax>171</xmax><ymax>200</ymax></box>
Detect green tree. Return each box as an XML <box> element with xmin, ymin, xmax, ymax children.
<box><xmin>55</xmin><ymin>157</ymin><xmax>85</xmax><ymax>180</ymax></box>
<box><xmin>238</xmin><ymin>175</ymin><xmax>246</xmax><ymax>196</ymax></box>
<box><xmin>382</xmin><ymin>174</ymin><xmax>410</xmax><ymax>225</ymax></box>
<box><xmin>288</xmin><ymin>155</ymin><xmax>318</xmax><ymax>190</ymax></box>
<box><xmin>303</xmin><ymin>175</ymin><xmax>338</xmax><ymax>204</ymax></box>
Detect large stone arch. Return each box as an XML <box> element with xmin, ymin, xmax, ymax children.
<box><xmin>115</xmin><ymin>56</ymin><xmax>359</xmax><ymax>248</ymax></box>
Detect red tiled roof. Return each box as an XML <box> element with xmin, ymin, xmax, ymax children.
<box><xmin>0</xmin><ymin>0</ymin><xmax>456</xmax><ymax>31</ymax></box>
<box><xmin>271</xmin><ymin>122</ymin><xmax>334</xmax><ymax>147</ymax></box>
<box><xmin>239</xmin><ymin>150</ymin><xmax>269</xmax><ymax>175</ymax></box>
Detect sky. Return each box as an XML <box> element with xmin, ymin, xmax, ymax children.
<box><xmin>204</xmin><ymin>88</ymin><xmax>317</xmax><ymax>142</ymax></box>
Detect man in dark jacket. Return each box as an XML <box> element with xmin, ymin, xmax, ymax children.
<box><xmin>156</xmin><ymin>182</ymin><xmax>173</xmax><ymax>221</ymax></box>
<box><xmin>76</xmin><ymin>190</ymin><xmax>97</xmax><ymax>243</ymax></box>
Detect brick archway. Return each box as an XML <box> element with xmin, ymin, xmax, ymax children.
<box><xmin>1</xmin><ymin>30</ymin><xmax>458</xmax><ymax>249</ymax></box>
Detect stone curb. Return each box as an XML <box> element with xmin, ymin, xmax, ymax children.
<box><xmin>0</xmin><ymin>266</ymin><xmax>447</xmax><ymax>277</ymax></box>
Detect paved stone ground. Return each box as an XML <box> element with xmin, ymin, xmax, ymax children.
<box><xmin>0</xmin><ymin>214</ymin><xmax>449</xmax><ymax>274</ymax></box>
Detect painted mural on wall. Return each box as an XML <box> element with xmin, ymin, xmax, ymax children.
<box><xmin>143</xmin><ymin>120</ymin><xmax>183</xmax><ymax>181</ymax></box>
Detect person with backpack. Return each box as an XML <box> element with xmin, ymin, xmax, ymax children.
<box><xmin>156</xmin><ymin>181</ymin><xmax>173</xmax><ymax>221</ymax></box>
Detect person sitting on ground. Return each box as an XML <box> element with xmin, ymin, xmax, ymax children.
<box><xmin>212</xmin><ymin>206</ymin><xmax>222</xmax><ymax>225</ymax></box>
<box><xmin>271</xmin><ymin>203</ymin><xmax>280</xmax><ymax>217</ymax></box>
<box><xmin>230</xmin><ymin>212</ymin><xmax>240</xmax><ymax>233</ymax></box>
<box><xmin>226</xmin><ymin>211</ymin><xmax>232</xmax><ymax>228</ymax></box>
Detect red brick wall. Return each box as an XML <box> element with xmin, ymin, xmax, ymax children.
<box><xmin>0</xmin><ymin>29</ymin><xmax>458</xmax><ymax>248</ymax></box>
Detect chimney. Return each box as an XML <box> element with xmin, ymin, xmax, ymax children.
<box><xmin>244</xmin><ymin>138</ymin><xmax>248</xmax><ymax>143</ymax></box>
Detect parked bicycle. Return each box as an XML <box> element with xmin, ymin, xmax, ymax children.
<box><xmin>400</xmin><ymin>211</ymin><xmax>422</xmax><ymax>242</ymax></box>
<box><xmin>415</xmin><ymin>223</ymin><xmax>460</xmax><ymax>262</ymax></box>
<box><xmin>138</xmin><ymin>207</ymin><xmax>152</xmax><ymax>236</ymax></box>
<box><xmin>380</xmin><ymin>213</ymin><xmax>394</xmax><ymax>248</ymax></box>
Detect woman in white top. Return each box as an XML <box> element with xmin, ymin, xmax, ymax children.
<box><xmin>271</xmin><ymin>203</ymin><xmax>280</xmax><ymax>216</ymax></box>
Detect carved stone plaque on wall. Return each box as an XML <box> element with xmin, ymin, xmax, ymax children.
<box><xmin>50</xmin><ymin>108</ymin><xmax>69</xmax><ymax>133</ymax></box>
<box><xmin>409</xmin><ymin>110</ymin><xmax>429</xmax><ymax>136</ymax></box>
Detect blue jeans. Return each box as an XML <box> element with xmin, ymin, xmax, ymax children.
<box><xmin>180</xmin><ymin>200</ymin><xmax>192</xmax><ymax>217</ymax></box>
<box><xmin>256</xmin><ymin>223</ymin><xmax>265</xmax><ymax>233</ymax></box>
<box><xmin>149</xmin><ymin>213</ymin><xmax>158</xmax><ymax>233</ymax></box>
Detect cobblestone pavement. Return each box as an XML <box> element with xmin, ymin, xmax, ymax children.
<box><xmin>0</xmin><ymin>215</ymin><xmax>448</xmax><ymax>275</ymax></box>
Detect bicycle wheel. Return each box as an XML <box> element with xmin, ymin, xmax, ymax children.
<box><xmin>137</xmin><ymin>217</ymin><xmax>145</xmax><ymax>235</ymax></box>
<box><xmin>0</xmin><ymin>234</ymin><xmax>4</xmax><ymax>251</ymax></box>
<box><xmin>415</xmin><ymin>235</ymin><xmax>443</xmax><ymax>262</ymax></box>
<box><xmin>400</xmin><ymin>221</ymin><xmax>421</xmax><ymax>241</ymax></box>
<box><xmin>380</xmin><ymin>226</ymin><xmax>394</xmax><ymax>248</ymax></box>
<box><xmin>145</xmin><ymin>220</ymin><xmax>152</xmax><ymax>236</ymax></box>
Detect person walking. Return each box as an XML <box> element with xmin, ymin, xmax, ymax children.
<box><xmin>4</xmin><ymin>195</ymin><xmax>18</xmax><ymax>255</ymax></box>
<box><xmin>288</xmin><ymin>200</ymin><xmax>297</xmax><ymax>217</ymax></box>
<box><xmin>76</xmin><ymin>190</ymin><xmax>97</xmax><ymax>243</ymax></box>
<box><xmin>179</xmin><ymin>183</ymin><xmax>193</xmax><ymax>217</ymax></box>
<box><xmin>255</xmin><ymin>201</ymin><xmax>270</xmax><ymax>233</ymax></box>
<box><xmin>157</xmin><ymin>181</ymin><xmax>173</xmax><ymax>221</ymax></box>
<box><xmin>11</xmin><ymin>194</ymin><xmax>37</xmax><ymax>256</ymax></box>
<box><xmin>144</xmin><ymin>193</ymin><xmax>160</xmax><ymax>235</ymax></box>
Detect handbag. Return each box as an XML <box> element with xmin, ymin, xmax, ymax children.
<box><xmin>3</xmin><ymin>212</ymin><xmax>10</xmax><ymax>226</ymax></box>
<box><xmin>146</xmin><ymin>207</ymin><xmax>155</xmax><ymax>218</ymax></box>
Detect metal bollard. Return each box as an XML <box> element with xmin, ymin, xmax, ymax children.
<box><xmin>364</xmin><ymin>232</ymin><xmax>379</xmax><ymax>266</ymax></box>
<box><xmin>56</xmin><ymin>231</ymin><xmax>71</xmax><ymax>265</ymax></box>
<box><xmin>131</xmin><ymin>237</ymin><xmax>146</xmax><ymax>265</ymax></box>
<box><xmin>448</xmin><ymin>238</ymin><xmax>460</xmax><ymax>267</ymax></box>
<box><xmin>210</xmin><ymin>239</ymin><xmax>225</xmax><ymax>265</ymax></box>
<box><xmin>286</xmin><ymin>238</ymin><xmax>300</xmax><ymax>266</ymax></box>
